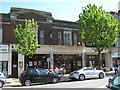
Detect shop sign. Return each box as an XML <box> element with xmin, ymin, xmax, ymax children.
<box><xmin>47</xmin><ymin>57</ymin><xmax>52</xmax><ymax>62</ymax></box>
<box><xmin>0</xmin><ymin>45</ymin><xmax>8</xmax><ymax>52</ymax></box>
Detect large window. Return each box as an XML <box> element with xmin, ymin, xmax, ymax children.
<box><xmin>64</xmin><ymin>31</ymin><xmax>72</xmax><ymax>45</ymax></box>
<box><xmin>116</xmin><ymin>37</ymin><xmax>120</xmax><ymax>47</ymax></box>
<box><xmin>0</xmin><ymin>28</ymin><xmax>2</xmax><ymax>43</ymax></box>
<box><xmin>58</xmin><ymin>32</ymin><xmax>62</xmax><ymax>45</ymax></box>
<box><xmin>74</xmin><ymin>33</ymin><xmax>77</xmax><ymax>45</ymax></box>
<box><xmin>40</xmin><ymin>31</ymin><xmax>44</xmax><ymax>45</ymax></box>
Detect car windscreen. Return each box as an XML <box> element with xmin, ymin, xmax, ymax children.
<box><xmin>0</xmin><ymin>73</ymin><xmax>4</xmax><ymax>78</ymax></box>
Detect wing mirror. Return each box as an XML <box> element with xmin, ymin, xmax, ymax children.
<box><xmin>108</xmin><ymin>78</ymin><xmax>113</xmax><ymax>83</ymax></box>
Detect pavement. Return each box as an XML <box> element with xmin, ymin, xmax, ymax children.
<box><xmin>3</xmin><ymin>71</ymin><xmax>116</xmax><ymax>87</ymax></box>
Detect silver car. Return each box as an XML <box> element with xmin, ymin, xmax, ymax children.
<box><xmin>0</xmin><ymin>72</ymin><xmax>6</xmax><ymax>88</ymax></box>
<box><xmin>69</xmin><ymin>67</ymin><xmax>105</xmax><ymax>81</ymax></box>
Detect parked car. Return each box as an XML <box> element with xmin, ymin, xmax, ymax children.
<box><xmin>106</xmin><ymin>72</ymin><xmax>120</xmax><ymax>90</ymax></box>
<box><xmin>19</xmin><ymin>68</ymin><xmax>61</xmax><ymax>86</ymax></box>
<box><xmin>69</xmin><ymin>67</ymin><xmax>105</xmax><ymax>81</ymax></box>
<box><xmin>0</xmin><ymin>72</ymin><xmax>6</xmax><ymax>88</ymax></box>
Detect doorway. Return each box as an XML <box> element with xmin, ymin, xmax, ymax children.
<box><xmin>12</xmin><ymin>52</ymin><xmax>18</xmax><ymax>77</ymax></box>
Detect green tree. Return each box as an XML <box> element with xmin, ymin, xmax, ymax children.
<box><xmin>14</xmin><ymin>19</ymin><xmax>38</xmax><ymax>56</ymax></box>
<box><xmin>78</xmin><ymin>4</ymin><xmax>118</xmax><ymax>68</ymax></box>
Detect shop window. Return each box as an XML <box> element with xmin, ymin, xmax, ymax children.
<box><xmin>0</xmin><ymin>61</ymin><xmax>8</xmax><ymax>76</ymax></box>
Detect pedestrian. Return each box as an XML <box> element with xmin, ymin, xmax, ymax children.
<box><xmin>62</xmin><ymin>66</ymin><xmax>66</xmax><ymax>76</ymax></box>
<box><xmin>115</xmin><ymin>64</ymin><xmax>119</xmax><ymax>75</ymax></box>
<box><xmin>54</xmin><ymin>67</ymin><xmax>59</xmax><ymax>74</ymax></box>
<box><xmin>59</xmin><ymin>67</ymin><xmax>64</xmax><ymax>76</ymax></box>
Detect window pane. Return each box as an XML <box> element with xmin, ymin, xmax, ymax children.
<box><xmin>0</xmin><ymin>28</ymin><xmax>2</xmax><ymax>43</ymax></box>
<box><xmin>58</xmin><ymin>32</ymin><xmax>61</xmax><ymax>45</ymax></box>
<box><xmin>74</xmin><ymin>33</ymin><xmax>77</xmax><ymax>45</ymax></box>
<box><xmin>64</xmin><ymin>32</ymin><xmax>72</xmax><ymax>45</ymax></box>
<box><xmin>40</xmin><ymin>31</ymin><xmax>44</xmax><ymax>45</ymax></box>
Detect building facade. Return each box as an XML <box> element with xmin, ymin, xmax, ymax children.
<box><xmin>108</xmin><ymin>10</ymin><xmax>120</xmax><ymax>68</ymax></box>
<box><xmin>0</xmin><ymin>7</ymin><xmax>112</xmax><ymax>77</ymax></box>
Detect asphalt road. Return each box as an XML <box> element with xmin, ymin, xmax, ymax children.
<box><xmin>3</xmin><ymin>77</ymin><xmax>111</xmax><ymax>89</ymax></box>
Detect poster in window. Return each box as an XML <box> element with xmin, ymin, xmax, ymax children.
<box><xmin>77</xmin><ymin>61</ymin><xmax>81</xmax><ymax>66</ymax></box>
<box><xmin>34</xmin><ymin>61</ymin><xmax>37</xmax><ymax>66</ymax></box>
<box><xmin>38</xmin><ymin>61</ymin><xmax>41</xmax><ymax>65</ymax></box>
<box><xmin>29</xmin><ymin>61</ymin><xmax>33</xmax><ymax>66</ymax></box>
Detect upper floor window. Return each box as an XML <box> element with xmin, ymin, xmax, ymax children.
<box><xmin>10</xmin><ymin>15</ymin><xmax>17</xmax><ymax>19</ymax></box>
<box><xmin>40</xmin><ymin>31</ymin><xmax>44</xmax><ymax>45</ymax></box>
<box><xmin>116</xmin><ymin>37</ymin><xmax>120</xmax><ymax>47</ymax></box>
<box><xmin>58</xmin><ymin>32</ymin><xmax>62</xmax><ymax>45</ymax></box>
<box><xmin>47</xmin><ymin>20</ymin><xmax>53</xmax><ymax>23</ymax></box>
<box><xmin>74</xmin><ymin>33</ymin><xmax>77</xmax><ymax>45</ymax></box>
<box><xmin>0</xmin><ymin>28</ymin><xmax>2</xmax><ymax>43</ymax></box>
<box><xmin>64</xmin><ymin>31</ymin><xmax>72</xmax><ymax>45</ymax></box>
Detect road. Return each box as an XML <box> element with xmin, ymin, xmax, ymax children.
<box><xmin>3</xmin><ymin>77</ymin><xmax>111</xmax><ymax>89</ymax></box>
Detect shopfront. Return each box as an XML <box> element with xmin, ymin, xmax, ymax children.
<box><xmin>54</xmin><ymin>54</ymin><xmax>82</xmax><ymax>73</ymax></box>
<box><xmin>25</xmin><ymin>54</ymin><xmax>50</xmax><ymax>69</ymax></box>
<box><xmin>0</xmin><ymin>45</ymin><xmax>9</xmax><ymax>76</ymax></box>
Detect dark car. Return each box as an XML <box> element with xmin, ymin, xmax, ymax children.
<box><xmin>106</xmin><ymin>72</ymin><xmax>120</xmax><ymax>90</ymax></box>
<box><xmin>19</xmin><ymin>68</ymin><xmax>61</xmax><ymax>86</ymax></box>
<box><xmin>0</xmin><ymin>72</ymin><xmax>6</xmax><ymax>88</ymax></box>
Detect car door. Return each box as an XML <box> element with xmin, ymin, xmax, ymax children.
<box><xmin>83</xmin><ymin>68</ymin><xmax>95</xmax><ymax>78</ymax></box>
<box><xmin>37</xmin><ymin>69</ymin><xmax>49</xmax><ymax>83</ymax></box>
<box><xmin>87</xmin><ymin>68</ymin><xmax>95</xmax><ymax>78</ymax></box>
<box><xmin>27</xmin><ymin>69</ymin><xmax>40</xmax><ymax>83</ymax></box>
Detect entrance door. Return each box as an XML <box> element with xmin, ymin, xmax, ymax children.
<box><xmin>12</xmin><ymin>52</ymin><xmax>18</xmax><ymax>77</ymax></box>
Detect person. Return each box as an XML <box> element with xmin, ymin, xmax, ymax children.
<box><xmin>115</xmin><ymin>64</ymin><xmax>119</xmax><ymax>75</ymax></box>
<box><xmin>59</xmin><ymin>66</ymin><xmax>66</xmax><ymax>76</ymax></box>
<box><xmin>54</xmin><ymin>67</ymin><xmax>59</xmax><ymax>74</ymax></box>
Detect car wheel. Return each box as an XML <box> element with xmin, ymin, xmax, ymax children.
<box><xmin>99</xmin><ymin>72</ymin><xmax>104</xmax><ymax>79</ymax></box>
<box><xmin>79</xmin><ymin>74</ymin><xmax>85</xmax><ymax>81</ymax></box>
<box><xmin>52</xmin><ymin>78</ymin><xmax>59</xmax><ymax>83</ymax></box>
<box><xmin>0</xmin><ymin>81</ymin><xmax>3</xmax><ymax>88</ymax></box>
<box><xmin>24</xmin><ymin>80</ymin><xmax>32</xmax><ymax>86</ymax></box>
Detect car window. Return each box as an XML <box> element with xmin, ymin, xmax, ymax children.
<box><xmin>83</xmin><ymin>68</ymin><xmax>94</xmax><ymax>70</ymax></box>
<box><xmin>37</xmin><ymin>69</ymin><xmax>48</xmax><ymax>76</ymax></box>
<box><xmin>113</xmin><ymin>75</ymin><xmax>120</xmax><ymax>86</ymax></box>
<box><xmin>0</xmin><ymin>73</ymin><xmax>4</xmax><ymax>78</ymax></box>
<box><xmin>27</xmin><ymin>69</ymin><xmax>38</xmax><ymax>75</ymax></box>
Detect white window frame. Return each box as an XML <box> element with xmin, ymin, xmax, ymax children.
<box><xmin>74</xmin><ymin>33</ymin><xmax>77</xmax><ymax>45</ymax></box>
<box><xmin>40</xmin><ymin>31</ymin><xmax>44</xmax><ymax>45</ymax></box>
<box><xmin>58</xmin><ymin>32</ymin><xmax>62</xmax><ymax>45</ymax></box>
<box><xmin>64</xmin><ymin>31</ymin><xmax>72</xmax><ymax>45</ymax></box>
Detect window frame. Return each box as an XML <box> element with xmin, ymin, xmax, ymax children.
<box><xmin>73</xmin><ymin>33</ymin><xmax>77</xmax><ymax>45</ymax></box>
<box><xmin>0</xmin><ymin>28</ymin><xmax>3</xmax><ymax>43</ymax></box>
<box><xmin>58</xmin><ymin>32</ymin><xmax>62</xmax><ymax>45</ymax></box>
<box><xmin>39</xmin><ymin>31</ymin><xmax>44</xmax><ymax>45</ymax></box>
<box><xmin>64</xmin><ymin>31</ymin><xmax>72</xmax><ymax>45</ymax></box>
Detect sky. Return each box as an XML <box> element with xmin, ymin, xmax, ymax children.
<box><xmin>0</xmin><ymin>0</ymin><xmax>120</xmax><ymax>22</ymax></box>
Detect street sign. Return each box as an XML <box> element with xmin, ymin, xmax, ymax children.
<box><xmin>47</xmin><ymin>57</ymin><xmax>52</xmax><ymax>62</ymax></box>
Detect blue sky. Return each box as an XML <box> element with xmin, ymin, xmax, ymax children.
<box><xmin>0</xmin><ymin>0</ymin><xmax>119</xmax><ymax>21</ymax></box>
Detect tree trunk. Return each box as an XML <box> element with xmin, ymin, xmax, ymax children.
<box><xmin>98</xmin><ymin>51</ymin><xmax>102</xmax><ymax>69</ymax></box>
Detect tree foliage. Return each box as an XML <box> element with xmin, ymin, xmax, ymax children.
<box><xmin>78</xmin><ymin>4</ymin><xmax>118</xmax><ymax>67</ymax></box>
<box><xmin>14</xmin><ymin>19</ymin><xmax>38</xmax><ymax>56</ymax></box>
<box><xmin>78</xmin><ymin>4</ymin><xmax>118</xmax><ymax>52</ymax></box>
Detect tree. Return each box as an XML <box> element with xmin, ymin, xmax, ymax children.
<box><xmin>14</xmin><ymin>19</ymin><xmax>38</xmax><ymax>56</ymax></box>
<box><xmin>78</xmin><ymin>4</ymin><xmax>118</xmax><ymax>68</ymax></box>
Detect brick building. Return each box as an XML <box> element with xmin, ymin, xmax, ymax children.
<box><xmin>0</xmin><ymin>7</ymin><xmax>111</xmax><ymax>77</ymax></box>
